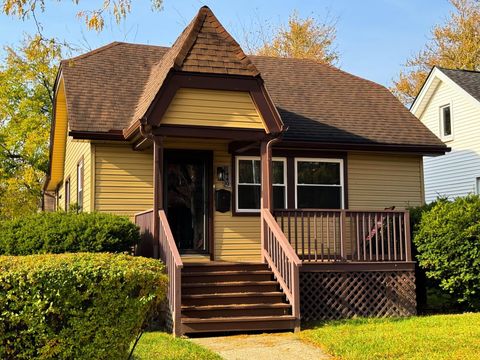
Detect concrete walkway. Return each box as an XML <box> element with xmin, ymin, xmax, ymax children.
<box><xmin>190</xmin><ymin>332</ymin><xmax>331</xmax><ymax>360</ymax></box>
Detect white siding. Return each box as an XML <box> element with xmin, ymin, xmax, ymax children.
<box><xmin>419</xmin><ymin>80</ymin><xmax>480</xmax><ymax>202</ymax></box>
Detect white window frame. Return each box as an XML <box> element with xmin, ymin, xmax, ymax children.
<box><xmin>77</xmin><ymin>159</ymin><xmax>84</xmax><ymax>212</ymax></box>
<box><xmin>235</xmin><ymin>156</ymin><xmax>287</xmax><ymax>213</ymax></box>
<box><xmin>294</xmin><ymin>158</ymin><xmax>344</xmax><ymax>209</ymax></box>
<box><xmin>439</xmin><ymin>103</ymin><xmax>454</xmax><ymax>142</ymax></box>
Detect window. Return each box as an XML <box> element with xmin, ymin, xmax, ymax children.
<box><xmin>476</xmin><ymin>177</ymin><xmax>480</xmax><ymax>195</ymax></box>
<box><xmin>65</xmin><ymin>178</ymin><xmax>70</xmax><ymax>210</ymax></box>
<box><xmin>235</xmin><ymin>156</ymin><xmax>286</xmax><ymax>212</ymax></box>
<box><xmin>440</xmin><ymin>104</ymin><xmax>453</xmax><ymax>141</ymax></box>
<box><xmin>77</xmin><ymin>159</ymin><xmax>84</xmax><ymax>212</ymax></box>
<box><xmin>295</xmin><ymin>158</ymin><xmax>344</xmax><ymax>209</ymax></box>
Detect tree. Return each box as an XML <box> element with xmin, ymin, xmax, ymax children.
<box><xmin>0</xmin><ymin>35</ymin><xmax>62</xmax><ymax>220</ymax></box>
<box><xmin>392</xmin><ymin>0</ymin><xmax>480</xmax><ymax>105</ymax></box>
<box><xmin>248</xmin><ymin>11</ymin><xmax>339</xmax><ymax>64</ymax></box>
<box><xmin>2</xmin><ymin>0</ymin><xmax>163</xmax><ymax>31</ymax></box>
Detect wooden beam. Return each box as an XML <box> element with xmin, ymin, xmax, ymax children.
<box><xmin>260</xmin><ymin>139</ymin><xmax>273</xmax><ymax>211</ymax></box>
<box><xmin>153</xmin><ymin>137</ymin><xmax>164</xmax><ymax>259</ymax></box>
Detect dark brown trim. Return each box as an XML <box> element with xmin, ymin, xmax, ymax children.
<box><xmin>277</xmin><ymin>140</ymin><xmax>449</xmax><ymax>155</ymax></box>
<box><xmin>152</xmin><ymin>124</ymin><xmax>267</xmax><ymax>141</ymax></box>
<box><xmin>300</xmin><ymin>261</ymin><xmax>416</xmax><ymax>272</ymax></box>
<box><xmin>129</xmin><ymin>71</ymin><xmax>284</xmax><ymax>139</ymax></box>
<box><xmin>69</xmin><ymin>130</ymin><xmax>125</xmax><ymax>141</ymax></box>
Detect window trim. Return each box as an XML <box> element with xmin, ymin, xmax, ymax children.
<box><xmin>439</xmin><ymin>103</ymin><xmax>454</xmax><ymax>142</ymax></box>
<box><xmin>77</xmin><ymin>157</ymin><xmax>84</xmax><ymax>212</ymax></box>
<box><xmin>294</xmin><ymin>157</ymin><xmax>345</xmax><ymax>209</ymax></box>
<box><xmin>234</xmin><ymin>156</ymin><xmax>287</xmax><ymax>213</ymax></box>
<box><xmin>64</xmin><ymin>177</ymin><xmax>71</xmax><ymax>211</ymax></box>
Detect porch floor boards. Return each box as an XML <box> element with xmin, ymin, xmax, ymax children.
<box><xmin>180</xmin><ymin>262</ymin><xmax>296</xmax><ymax>334</ymax></box>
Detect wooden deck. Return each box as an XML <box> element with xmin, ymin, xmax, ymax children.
<box><xmin>136</xmin><ymin>208</ymin><xmax>416</xmax><ymax>335</ymax></box>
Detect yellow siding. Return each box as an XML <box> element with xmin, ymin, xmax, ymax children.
<box><xmin>161</xmin><ymin>88</ymin><xmax>266</xmax><ymax>130</ymax></box>
<box><xmin>58</xmin><ymin>135</ymin><xmax>92</xmax><ymax>211</ymax></box>
<box><xmin>348</xmin><ymin>152</ymin><xmax>424</xmax><ymax>209</ymax></box>
<box><xmin>47</xmin><ymin>78</ymin><xmax>68</xmax><ymax>191</ymax></box>
<box><xmin>94</xmin><ymin>144</ymin><xmax>154</xmax><ymax>217</ymax></box>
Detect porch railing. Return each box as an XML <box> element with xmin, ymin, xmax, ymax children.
<box><xmin>158</xmin><ymin>210</ymin><xmax>183</xmax><ymax>336</ymax></box>
<box><xmin>134</xmin><ymin>209</ymin><xmax>155</xmax><ymax>257</ymax></box>
<box><xmin>274</xmin><ymin>209</ymin><xmax>411</xmax><ymax>262</ymax></box>
<box><xmin>261</xmin><ymin>208</ymin><xmax>301</xmax><ymax>327</ymax></box>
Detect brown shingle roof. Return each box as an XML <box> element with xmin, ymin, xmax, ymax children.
<box><xmin>59</xmin><ymin>7</ymin><xmax>445</xmax><ymax>150</ymax></box>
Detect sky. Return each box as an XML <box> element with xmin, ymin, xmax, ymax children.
<box><xmin>0</xmin><ymin>0</ymin><xmax>454</xmax><ymax>87</ymax></box>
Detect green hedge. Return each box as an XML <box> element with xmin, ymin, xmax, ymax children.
<box><xmin>0</xmin><ymin>211</ymin><xmax>140</xmax><ymax>255</ymax></box>
<box><xmin>0</xmin><ymin>253</ymin><xmax>167</xmax><ymax>360</ymax></box>
<box><xmin>414</xmin><ymin>195</ymin><xmax>480</xmax><ymax>308</ymax></box>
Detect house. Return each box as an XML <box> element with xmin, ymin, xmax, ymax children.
<box><xmin>411</xmin><ymin>66</ymin><xmax>480</xmax><ymax>202</ymax></box>
<box><xmin>44</xmin><ymin>6</ymin><xmax>447</xmax><ymax>335</ymax></box>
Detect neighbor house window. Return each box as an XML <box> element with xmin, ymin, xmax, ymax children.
<box><xmin>295</xmin><ymin>158</ymin><xmax>344</xmax><ymax>209</ymax></box>
<box><xmin>77</xmin><ymin>159</ymin><xmax>84</xmax><ymax>211</ymax></box>
<box><xmin>235</xmin><ymin>156</ymin><xmax>286</xmax><ymax>212</ymax></box>
<box><xmin>65</xmin><ymin>178</ymin><xmax>70</xmax><ymax>210</ymax></box>
<box><xmin>440</xmin><ymin>104</ymin><xmax>453</xmax><ymax>141</ymax></box>
<box><xmin>476</xmin><ymin>177</ymin><xmax>480</xmax><ymax>195</ymax></box>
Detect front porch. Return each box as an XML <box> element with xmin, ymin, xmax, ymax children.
<box><xmin>135</xmin><ymin>197</ymin><xmax>415</xmax><ymax>335</ymax></box>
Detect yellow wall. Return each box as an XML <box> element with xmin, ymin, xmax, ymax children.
<box><xmin>58</xmin><ymin>135</ymin><xmax>92</xmax><ymax>211</ymax></box>
<box><xmin>94</xmin><ymin>144</ymin><xmax>154</xmax><ymax>217</ymax></box>
<box><xmin>161</xmin><ymin>88</ymin><xmax>266</xmax><ymax>130</ymax></box>
<box><xmin>348</xmin><ymin>152</ymin><xmax>424</xmax><ymax>209</ymax></box>
<box><xmin>47</xmin><ymin>78</ymin><xmax>68</xmax><ymax>191</ymax></box>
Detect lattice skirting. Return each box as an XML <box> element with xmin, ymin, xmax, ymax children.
<box><xmin>300</xmin><ymin>270</ymin><xmax>416</xmax><ymax>322</ymax></box>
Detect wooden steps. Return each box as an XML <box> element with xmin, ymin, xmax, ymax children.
<box><xmin>180</xmin><ymin>262</ymin><xmax>295</xmax><ymax>334</ymax></box>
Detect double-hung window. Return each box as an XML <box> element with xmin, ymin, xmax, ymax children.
<box><xmin>440</xmin><ymin>104</ymin><xmax>453</xmax><ymax>141</ymax></box>
<box><xmin>77</xmin><ymin>159</ymin><xmax>84</xmax><ymax>212</ymax></box>
<box><xmin>295</xmin><ymin>158</ymin><xmax>344</xmax><ymax>209</ymax></box>
<box><xmin>235</xmin><ymin>156</ymin><xmax>286</xmax><ymax>212</ymax></box>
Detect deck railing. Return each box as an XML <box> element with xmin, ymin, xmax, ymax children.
<box><xmin>134</xmin><ymin>209</ymin><xmax>155</xmax><ymax>257</ymax></box>
<box><xmin>261</xmin><ymin>208</ymin><xmax>301</xmax><ymax>327</ymax></box>
<box><xmin>158</xmin><ymin>210</ymin><xmax>183</xmax><ymax>336</ymax></box>
<box><xmin>274</xmin><ymin>209</ymin><xmax>411</xmax><ymax>263</ymax></box>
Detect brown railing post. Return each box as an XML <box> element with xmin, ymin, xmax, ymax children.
<box><xmin>404</xmin><ymin>210</ymin><xmax>412</xmax><ymax>261</ymax></box>
<box><xmin>340</xmin><ymin>210</ymin><xmax>346</xmax><ymax>261</ymax></box>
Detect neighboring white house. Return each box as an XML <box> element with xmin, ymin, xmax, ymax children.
<box><xmin>411</xmin><ymin>66</ymin><xmax>480</xmax><ymax>203</ymax></box>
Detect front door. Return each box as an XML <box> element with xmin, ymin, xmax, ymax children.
<box><xmin>164</xmin><ymin>151</ymin><xmax>211</xmax><ymax>254</ymax></box>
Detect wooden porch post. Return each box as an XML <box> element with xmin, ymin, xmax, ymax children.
<box><xmin>260</xmin><ymin>139</ymin><xmax>273</xmax><ymax>263</ymax></box>
<box><xmin>153</xmin><ymin>136</ymin><xmax>164</xmax><ymax>259</ymax></box>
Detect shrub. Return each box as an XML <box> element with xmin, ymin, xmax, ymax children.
<box><xmin>0</xmin><ymin>253</ymin><xmax>167</xmax><ymax>360</ymax></box>
<box><xmin>414</xmin><ymin>195</ymin><xmax>480</xmax><ymax>308</ymax></box>
<box><xmin>0</xmin><ymin>211</ymin><xmax>140</xmax><ymax>255</ymax></box>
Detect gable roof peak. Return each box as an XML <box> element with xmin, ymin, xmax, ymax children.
<box><xmin>132</xmin><ymin>5</ymin><xmax>260</xmax><ymax>125</ymax></box>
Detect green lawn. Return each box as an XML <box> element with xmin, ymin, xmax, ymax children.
<box><xmin>301</xmin><ymin>313</ymin><xmax>480</xmax><ymax>360</ymax></box>
<box><xmin>132</xmin><ymin>331</ymin><xmax>221</xmax><ymax>360</ymax></box>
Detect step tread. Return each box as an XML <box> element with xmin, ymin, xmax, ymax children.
<box><xmin>183</xmin><ymin>262</ymin><xmax>265</xmax><ymax>267</ymax></box>
<box><xmin>181</xmin><ymin>315</ymin><xmax>296</xmax><ymax>323</ymax></box>
<box><xmin>183</xmin><ymin>291</ymin><xmax>284</xmax><ymax>299</ymax></box>
<box><xmin>182</xmin><ymin>281</ymin><xmax>278</xmax><ymax>288</ymax></box>
<box><xmin>182</xmin><ymin>303</ymin><xmax>291</xmax><ymax>311</ymax></box>
<box><xmin>182</xmin><ymin>270</ymin><xmax>273</xmax><ymax>276</ymax></box>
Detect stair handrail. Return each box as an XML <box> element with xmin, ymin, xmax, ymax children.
<box><xmin>158</xmin><ymin>210</ymin><xmax>183</xmax><ymax>336</ymax></box>
<box><xmin>261</xmin><ymin>208</ymin><xmax>301</xmax><ymax>329</ymax></box>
